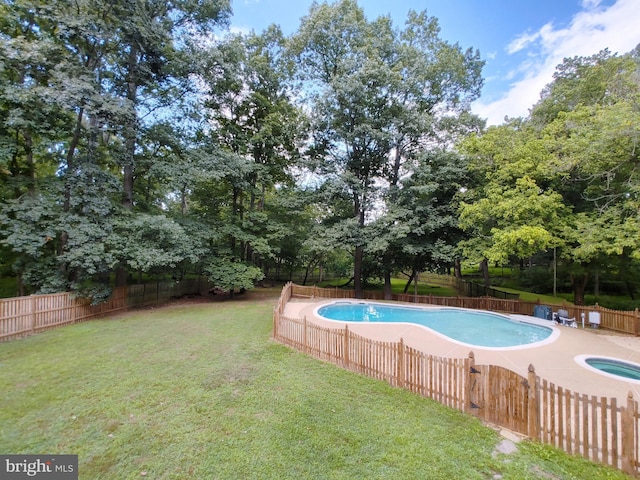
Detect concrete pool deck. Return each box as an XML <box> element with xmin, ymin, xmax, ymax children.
<box><xmin>284</xmin><ymin>298</ymin><xmax>640</xmax><ymax>404</ymax></box>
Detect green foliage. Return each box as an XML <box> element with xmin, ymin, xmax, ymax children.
<box><xmin>111</xmin><ymin>214</ymin><xmax>204</xmax><ymax>273</ymax></box>
<box><xmin>514</xmin><ymin>266</ymin><xmax>569</xmax><ymax>294</ymax></box>
<box><xmin>531</xmin><ymin>49</ymin><xmax>639</xmax><ymax>125</ymax></box>
<box><xmin>458</xmin><ymin>46</ymin><xmax>640</xmax><ymax>302</ymax></box>
<box><xmin>459</xmin><ymin>175</ymin><xmax>565</xmax><ymax>264</ymax></box>
<box><xmin>0</xmin><ymin>0</ymin><xmax>233</xmax><ymax>297</ymax></box>
<box><xmin>386</xmin><ymin>149</ymin><xmax>473</xmax><ymax>276</ymax></box>
<box><xmin>291</xmin><ymin>1</ymin><xmax>483</xmax><ymax>294</ymax></box>
<box><xmin>0</xmin><ymin>276</ymin><xmax>17</xmax><ymax>298</ymax></box>
<box><xmin>204</xmin><ymin>257</ymin><xmax>265</xmax><ymax>292</ymax></box>
<box><xmin>489</xmin><ymin>226</ymin><xmax>554</xmax><ymax>264</ymax></box>
<box><xmin>191</xmin><ymin>26</ymin><xmax>308</xmax><ymax>286</ymax></box>
<box><xmin>2</xmin><ymin>0</ymin><xmax>638</xmax><ymax>309</ymax></box>
<box><xmin>0</xmin><ymin>186</ymin><xmax>118</xmax><ymax>295</ymax></box>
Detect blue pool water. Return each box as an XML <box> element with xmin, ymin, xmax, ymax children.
<box><xmin>585</xmin><ymin>358</ymin><xmax>640</xmax><ymax>381</ymax></box>
<box><xmin>317</xmin><ymin>302</ymin><xmax>553</xmax><ymax>348</ymax></box>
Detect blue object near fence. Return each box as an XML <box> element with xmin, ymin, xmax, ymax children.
<box><xmin>533</xmin><ymin>305</ymin><xmax>553</xmax><ymax>321</ymax></box>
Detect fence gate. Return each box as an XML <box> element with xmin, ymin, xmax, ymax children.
<box><xmin>469</xmin><ymin>364</ymin><xmax>531</xmax><ymax>437</ymax></box>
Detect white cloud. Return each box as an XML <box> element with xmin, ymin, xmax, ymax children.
<box><xmin>474</xmin><ymin>0</ymin><xmax>640</xmax><ymax>125</ymax></box>
<box><xmin>229</xmin><ymin>25</ymin><xmax>252</xmax><ymax>36</ymax></box>
<box><xmin>581</xmin><ymin>0</ymin><xmax>602</xmax><ymax>8</ymax></box>
<box><xmin>506</xmin><ymin>29</ymin><xmax>542</xmax><ymax>54</ymax></box>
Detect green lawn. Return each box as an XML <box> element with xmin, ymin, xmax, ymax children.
<box><xmin>491</xmin><ymin>286</ymin><xmax>568</xmax><ymax>305</ymax></box>
<box><xmin>319</xmin><ymin>277</ymin><xmax>459</xmax><ymax>297</ymax></box>
<box><xmin>0</xmin><ymin>290</ymin><xmax>631</xmax><ymax>479</ymax></box>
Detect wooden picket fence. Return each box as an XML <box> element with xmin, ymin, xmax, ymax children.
<box><xmin>0</xmin><ymin>278</ymin><xmax>210</xmax><ymax>342</ymax></box>
<box><xmin>273</xmin><ymin>282</ymin><xmax>640</xmax><ymax>477</ymax></box>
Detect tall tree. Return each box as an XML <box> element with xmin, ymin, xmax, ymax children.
<box><xmin>535</xmin><ymin>48</ymin><xmax>640</xmax><ymax>303</ymax></box>
<box><xmin>0</xmin><ymin>0</ymin><xmax>232</xmax><ymax>298</ymax></box>
<box><xmin>194</xmin><ymin>27</ymin><xmax>306</xmax><ymax>291</ymax></box>
<box><xmin>290</xmin><ymin>0</ymin><xmax>483</xmax><ymax>297</ymax></box>
<box><xmin>459</xmin><ymin>47</ymin><xmax>640</xmax><ymax>304</ymax></box>
<box><xmin>388</xmin><ymin>149</ymin><xmax>473</xmax><ymax>294</ymax></box>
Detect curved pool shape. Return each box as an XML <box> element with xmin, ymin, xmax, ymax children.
<box><xmin>316</xmin><ymin>302</ymin><xmax>555</xmax><ymax>349</ymax></box>
<box><xmin>575</xmin><ymin>355</ymin><xmax>640</xmax><ymax>383</ymax></box>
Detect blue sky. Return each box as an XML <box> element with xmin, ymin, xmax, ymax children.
<box><xmin>228</xmin><ymin>0</ymin><xmax>640</xmax><ymax>125</ymax></box>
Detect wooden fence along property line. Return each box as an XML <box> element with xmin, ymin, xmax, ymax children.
<box><xmin>272</xmin><ymin>282</ymin><xmax>640</xmax><ymax>477</ymax></box>
<box><xmin>0</xmin><ymin>278</ymin><xmax>210</xmax><ymax>342</ymax></box>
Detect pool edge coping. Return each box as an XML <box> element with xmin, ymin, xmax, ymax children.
<box><xmin>575</xmin><ymin>354</ymin><xmax>640</xmax><ymax>384</ymax></box>
<box><xmin>312</xmin><ymin>299</ymin><xmax>561</xmax><ymax>352</ymax></box>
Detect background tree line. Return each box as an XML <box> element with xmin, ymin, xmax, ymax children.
<box><xmin>460</xmin><ymin>46</ymin><xmax>640</xmax><ymax>305</ymax></box>
<box><xmin>0</xmin><ymin>0</ymin><xmax>638</xmax><ymax>305</ymax></box>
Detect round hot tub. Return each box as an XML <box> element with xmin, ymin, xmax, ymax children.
<box><xmin>575</xmin><ymin>355</ymin><xmax>640</xmax><ymax>383</ymax></box>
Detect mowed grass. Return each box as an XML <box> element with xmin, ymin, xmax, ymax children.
<box><xmin>319</xmin><ymin>277</ymin><xmax>459</xmax><ymax>297</ymax></box>
<box><xmin>0</xmin><ymin>290</ymin><xmax>631</xmax><ymax>479</ymax></box>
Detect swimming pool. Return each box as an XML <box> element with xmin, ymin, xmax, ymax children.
<box><xmin>316</xmin><ymin>301</ymin><xmax>555</xmax><ymax>349</ymax></box>
<box><xmin>575</xmin><ymin>355</ymin><xmax>640</xmax><ymax>383</ymax></box>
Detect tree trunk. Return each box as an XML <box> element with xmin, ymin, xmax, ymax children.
<box><xmin>17</xmin><ymin>272</ymin><xmax>25</xmax><ymax>297</ymax></box>
<box><xmin>302</xmin><ymin>260</ymin><xmax>312</xmax><ymax>286</ymax></box>
<box><xmin>403</xmin><ymin>271</ymin><xmax>415</xmax><ymax>294</ymax></box>
<box><xmin>231</xmin><ymin>186</ymin><xmax>240</xmax><ymax>254</ymax></box>
<box><xmin>122</xmin><ymin>47</ymin><xmax>138</xmax><ymax>211</ymax></box>
<box><xmin>454</xmin><ymin>258</ymin><xmax>462</xmax><ymax>279</ymax></box>
<box><xmin>383</xmin><ymin>269</ymin><xmax>392</xmax><ymax>300</ymax></box>
<box><xmin>620</xmin><ymin>251</ymin><xmax>635</xmax><ymax>299</ymax></box>
<box><xmin>122</xmin><ymin>135</ymin><xmax>135</xmax><ymax>210</ymax></box>
<box><xmin>571</xmin><ymin>273</ymin><xmax>589</xmax><ymax>306</ymax></box>
<box><xmin>383</xmin><ymin>251</ymin><xmax>392</xmax><ymax>300</ymax></box>
<box><xmin>303</xmin><ymin>256</ymin><xmax>320</xmax><ymax>286</ymax></box>
<box><xmin>353</xmin><ymin>195</ymin><xmax>366</xmax><ymax>298</ymax></box>
<box><xmin>115</xmin><ymin>268</ymin><xmax>128</xmax><ymax>288</ymax></box>
<box><xmin>625</xmin><ymin>281</ymin><xmax>636</xmax><ymax>300</ymax></box>
<box><xmin>116</xmin><ymin>50</ymin><xmax>139</xmax><ymax>286</ymax></box>
<box><xmin>180</xmin><ymin>186</ymin><xmax>188</xmax><ymax>216</ymax></box>
<box><xmin>354</xmin><ymin>245</ymin><xmax>364</xmax><ymax>298</ymax></box>
<box><xmin>480</xmin><ymin>258</ymin><xmax>490</xmax><ymax>287</ymax></box>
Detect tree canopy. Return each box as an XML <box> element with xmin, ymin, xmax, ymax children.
<box><xmin>459</xmin><ymin>46</ymin><xmax>640</xmax><ymax>303</ymax></box>
<box><xmin>1</xmin><ymin>0</ymin><xmax>638</xmax><ymax>305</ymax></box>
<box><xmin>289</xmin><ymin>0</ymin><xmax>483</xmax><ymax>297</ymax></box>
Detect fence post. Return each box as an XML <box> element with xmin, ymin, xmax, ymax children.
<box><xmin>30</xmin><ymin>295</ymin><xmax>36</xmax><ymax>334</ymax></box>
<box><xmin>303</xmin><ymin>316</ymin><xmax>308</xmax><ymax>353</ymax></box>
<box><xmin>397</xmin><ymin>338</ymin><xmax>405</xmax><ymax>389</ymax></box>
<box><xmin>635</xmin><ymin>308</ymin><xmax>639</xmax><ymax>337</ymax></box>
<box><xmin>527</xmin><ymin>364</ymin><xmax>540</xmax><ymax>440</ymax></box>
<box><xmin>272</xmin><ymin>308</ymin><xmax>278</xmax><ymax>338</ymax></box>
<box><xmin>343</xmin><ymin>324</ymin><xmax>349</xmax><ymax>368</ymax></box>
<box><xmin>465</xmin><ymin>351</ymin><xmax>475</xmax><ymax>415</ymax></box>
<box><xmin>621</xmin><ymin>391</ymin><xmax>636</xmax><ymax>476</ymax></box>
